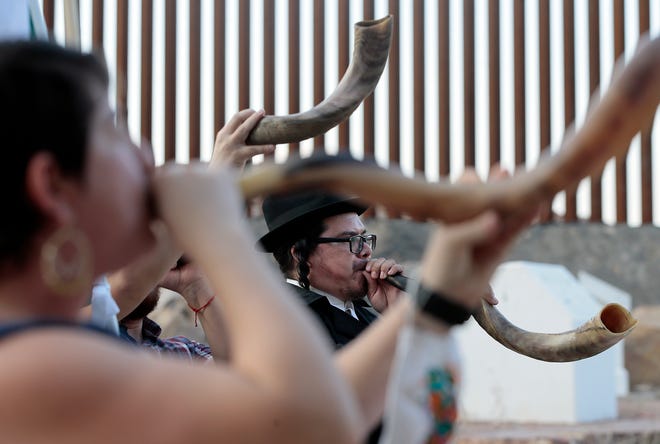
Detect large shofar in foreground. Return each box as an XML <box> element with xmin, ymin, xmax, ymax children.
<box><xmin>239</xmin><ymin>35</ymin><xmax>660</xmax><ymax>361</ymax></box>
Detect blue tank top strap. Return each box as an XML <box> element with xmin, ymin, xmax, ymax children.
<box><xmin>0</xmin><ymin>319</ymin><xmax>122</xmax><ymax>341</ymax></box>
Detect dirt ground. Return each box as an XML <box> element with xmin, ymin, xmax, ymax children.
<box><xmin>454</xmin><ymin>387</ymin><xmax>660</xmax><ymax>443</ymax></box>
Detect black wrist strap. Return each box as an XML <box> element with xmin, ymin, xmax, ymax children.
<box><xmin>415</xmin><ymin>284</ymin><xmax>473</xmax><ymax>325</ymax></box>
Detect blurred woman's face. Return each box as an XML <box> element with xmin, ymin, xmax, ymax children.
<box><xmin>74</xmin><ymin>87</ymin><xmax>155</xmax><ymax>275</ymax></box>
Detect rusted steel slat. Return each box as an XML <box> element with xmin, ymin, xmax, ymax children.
<box><xmin>563</xmin><ymin>0</ymin><xmax>576</xmax><ymax>221</ymax></box>
<box><xmin>43</xmin><ymin>0</ymin><xmax>54</xmax><ymax>33</ymax></box>
<box><xmin>514</xmin><ymin>0</ymin><xmax>525</xmax><ymax>169</ymax></box>
<box><xmin>361</xmin><ymin>0</ymin><xmax>375</xmax><ymax>219</ymax></box>
<box><xmin>264</xmin><ymin>0</ymin><xmax>275</xmax><ymax>159</ymax></box>
<box><xmin>288</xmin><ymin>0</ymin><xmax>300</xmax><ymax>156</ymax></box>
<box><xmin>539</xmin><ymin>0</ymin><xmax>550</xmax><ymax>156</ymax></box>
<box><xmin>337</xmin><ymin>0</ymin><xmax>350</xmax><ymax>151</ymax></box>
<box><xmin>189</xmin><ymin>0</ymin><xmax>201</xmax><ymax>159</ymax></box>
<box><xmin>116</xmin><ymin>0</ymin><xmax>129</xmax><ymax>126</ymax></box>
<box><xmin>613</xmin><ymin>0</ymin><xmax>626</xmax><ymax>223</ymax></box>
<box><xmin>640</xmin><ymin>128</ymin><xmax>653</xmax><ymax>224</ymax></box>
<box><xmin>386</xmin><ymin>0</ymin><xmax>402</xmax><ymax>219</ymax></box>
<box><xmin>589</xmin><ymin>0</ymin><xmax>602</xmax><ymax>222</ymax></box>
<box><xmin>362</xmin><ymin>0</ymin><xmax>375</xmax><ymax>161</ymax></box>
<box><xmin>239</xmin><ymin>0</ymin><xmax>251</xmax><ymax>213</ymax></box>
<box><xmin>92</xmin><ymin>0</ymin><xmax>104</xmax><ymax>49</ymax></box>
<box><xmin>313</xmin><ymin>0</ymin><xmax>325</xmax><ymax>150</ymax></box>
<box><xmin>464</xmin><ymin>0</ymin><xmax>475</xmax><ymax>167</ymax></box>
<box><xmin>413</xmin><ymin>0</ymin><xmax>424</xmax><ymax>173</ymax></box>
<box><xmin>438</xmin><ymin>0</ymin><xmax>449</xmax><ymax>176</ymax></box>
<box><xmin>389</xmin><ymin>0</ymin><xmax>401</xmax><ymax>168</ymax></box>
<box><xmin>488</xmin><ymin>0</ymin><xmax>500</xmax><ymax>167</ymax></box>
<box><xmin>639</xmin><ymin>0</ymin><xmax>650</xmax><ymax>39</ymax></box>
<box><xmin>214</xmin><ymin>0</ymin><xmax>225</xmax><ymax>135</ymax></box>
<box><xmin>141</xmin><ymin>0</ymin><xmax>153</xmax><ymax>142</ymax></box>
<box><xmin>165</xmin><ymin>0</ymin><xmax>176</xmax><ymax>161</ymax></box>
<box><xmin>239</xmin><ymin>0</ymin><xmax>250</xmax><ymax>110</ymax></box>
<box><xmin>140</xmin><ymin>0</ymin><xmax>153</xmax><ymax>141</ymax></box>
<box><xmin>538</xmin><ymin>0</ymin><xmax>552</xmax><ymax>222</ymax></box>
<box><xmin>639</xmin><ymin>0</ymin><xmax>652</xmax><ymax>224</ymax></box>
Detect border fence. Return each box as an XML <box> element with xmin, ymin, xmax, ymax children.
<box><xmin>42</xmin><ymin>0</ymin><xmax>659</xmax><ymax>225</ymax></box>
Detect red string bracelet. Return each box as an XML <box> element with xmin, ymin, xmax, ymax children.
<box><xmin>188</xmin><ymin>296</ymin><xmax>215</xmax><ymax>327</ymax></box>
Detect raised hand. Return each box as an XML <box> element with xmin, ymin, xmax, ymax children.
<box><xmin>160</xmin><ymin>262</ymin><xmax>214</xmax><ymax>310</ymax></box>
<box><xmin>453</xmin><ymin>164</ymin><xmax>512</xmax><ymax>306</ymax></box>
<box><xmin>210</xmin><ymin>109</ymin><xmax>275</xmax><ymax>171</ymax></box>
<box><xmin>419</xmin><ymin>211</ymin><xmax>510</xmax><ymax>311</ymax></box>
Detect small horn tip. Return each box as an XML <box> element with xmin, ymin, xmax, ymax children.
<box><xmin>355</xmin><ymin>15</ymin><xmax>392</xmax><ymax>28</ymax></box>
<box><xmin>600</xmin><ymin>303</ymin><xmax>638</xmax><ymax>334</ymax></box>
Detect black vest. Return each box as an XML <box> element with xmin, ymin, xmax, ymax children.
<box><xmin>288</xmin><ymin>284</ymin><xmax>383</xmax><ymax>444</ymax></box>
<box><xmin>288</xmin><ymin>284</ymin><xmax>379</xmax><ymax>349</ymax></box>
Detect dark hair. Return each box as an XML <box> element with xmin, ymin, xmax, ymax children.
<box><xmin>272</xmin><ymin>220</ymin><xmax>325</xmax><ymax>289</ymax></box>
<box><xmin>121</xmin><ymin>287</ymin><xmax>161</xmax><ymax>322</ymax></box>
<box><xmin>0</xmin><ymin>40</ymin><xmax>109</xmax><ymax>269</ymax></box>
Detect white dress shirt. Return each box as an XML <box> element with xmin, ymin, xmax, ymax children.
<box><xmin>286</xmin><ymin>278</ymin><xmax>359</xmax><ymax>320</ymax></box>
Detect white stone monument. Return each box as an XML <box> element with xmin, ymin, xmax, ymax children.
<box><xmin>454</xmin><ymin>261</ymin><xmax>619</xmax><ymax>423</ymax></box>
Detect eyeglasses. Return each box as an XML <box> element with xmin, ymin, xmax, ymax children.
<box><xmin>316</xmin><ymin>234</ymin><xmax>377</xmax><ymax>255</ymax></box>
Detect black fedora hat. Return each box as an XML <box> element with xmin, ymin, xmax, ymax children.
<box><xmin>258</xmin><ymin>190</ymin><xmax>367</xmax><ymax>252</ymax></box>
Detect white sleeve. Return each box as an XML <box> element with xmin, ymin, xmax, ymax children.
<box><xmin>379</xmin><ymin>324</ymin><xmax>461</xmax><ymax>444</ymax></box>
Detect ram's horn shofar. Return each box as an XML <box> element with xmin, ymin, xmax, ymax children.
<box><xmin>384</xmin><ymin>275</ymin><xmax>637</xmax><ymax>362</ymax></box>
<box><xmin>472</xmin><ymin>300</ymin><xmax>638</xmax><ymax>362</ymax></box>
<box><xmin>246</xmin><ymin>16</ymin><xmax>393</xmax><ymax>145</ymax></box>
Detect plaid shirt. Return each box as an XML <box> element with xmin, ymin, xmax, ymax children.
<box><xmin>119</xmin><ymin>317</ymin><xmax>213</xmax><ymax>362</ymax></box>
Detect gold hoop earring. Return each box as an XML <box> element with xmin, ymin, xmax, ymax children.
<box><xmin>40</xmin><ymin>225</ymin><xmax>93</xmax><ymax>297</ymax></box>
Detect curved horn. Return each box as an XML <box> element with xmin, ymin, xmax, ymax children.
<box><xmin>246</xmin><ymin>16</ymin><xmax>393</xmax><ymax>145</ymax></box>
<box><xmin>472</xmin><ymin>300</ymin><xmax>637</xmax><ymax>362</ymax></box>
<box><xmin>384</xmin><ymin>275</ymin><xmax>637</xmax><ymax>362</ymax></box>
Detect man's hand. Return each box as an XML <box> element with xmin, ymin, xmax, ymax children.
<box><xmin>363</xmin><ymin>258</ymin><xmax>405</xmax><ymax>313</ymax></box>
<box><xmin>160</xmin><ymin>262</ymin><xmax>214</xmax><ymax>309</ymax></box>
<box><xmin>483</xmin><ymin>284</ymin><xmax>499</xmax><ymax>305</ymax></box>
<box><xmin>107</xmin><ymin>221</ymin><xmax>181</xmax><ymax>319</ymax></box>
<box><xmin>455</xmin><ymin>166</ymin><xmax>508</xmax><ymax>308</ymax></box>
<box><xmin>210</xmin><ymin>109</ymin><xmax>275</xmax><ymax>171</ymax></box>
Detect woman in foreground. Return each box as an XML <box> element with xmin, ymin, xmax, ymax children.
<box><xmin>0</xmin><ymin>41</ymin><xmax>523</xmax><ymax>444</ymax></box>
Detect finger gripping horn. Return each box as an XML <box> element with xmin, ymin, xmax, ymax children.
<box><xmin>472</xmin><ymin>301</ymin><xmax>638</xmax><ymax>362</ymax></box>
<box><xmin>246</xmin><ymin>16</ymin><xmax>393</xmax><ymax>145</ymax></box>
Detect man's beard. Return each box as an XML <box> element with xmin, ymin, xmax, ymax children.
<box><xmin>345</xmin><ymin>273</ymin><xmax>369</xmax><ymax>301</ymax></box>
<box><xmin>121</xmin><ymin>288</ymin><xmax>160</xmax><ymax>321</ymax></box>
